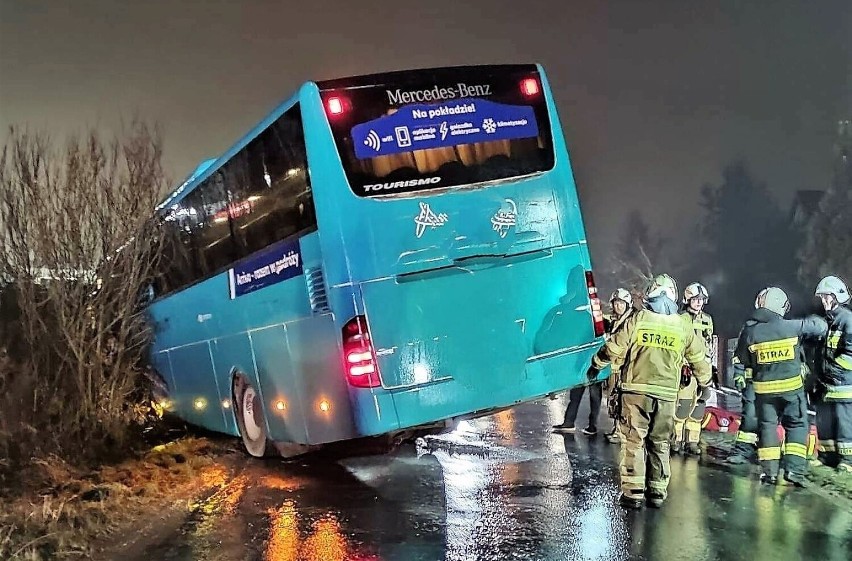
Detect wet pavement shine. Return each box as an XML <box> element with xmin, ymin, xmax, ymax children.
<box><xmin>136</xmin><ymin>396</ymin><xmax>852</xmax><ymax>561</ymax></box>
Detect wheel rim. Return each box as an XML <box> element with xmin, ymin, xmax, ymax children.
<box><xmin>242</xmin><ymin>386</ymin><xmax>263</xmax><ymax>441</ymax></box>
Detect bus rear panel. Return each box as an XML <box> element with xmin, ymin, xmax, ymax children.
<box><xmin>311</xmin><ymin>64</ymin><xmax>605</xmax><ymax>436</ymax></box>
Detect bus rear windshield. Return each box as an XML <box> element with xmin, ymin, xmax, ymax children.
<box><xmin>319</xmin><ymin>66</ymin><xmax>555</xmax><ymax>198</ymax></box>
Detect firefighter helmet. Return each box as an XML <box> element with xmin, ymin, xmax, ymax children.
<box><xmin>815</xmin><ymin>276</ymin><xmax>851</xmax><ymax>305</ymax></box>
<box><xmin>755</xmin><ymin>287</ymin><xmax>790</xmax><ymax>317</ymax></box>
<box><xmin>610</xmin><ymin>288</ymin><xmax>633</xmax><ymax>308</ymax></box>
<box><xmin>683</xmin><ymin>282</ymin><xmax>709</xmax><ymax>304</ymax></box>
<box><xmin>645</xmin><ymin>274</ymin><xmax>678</xmax><ymax>302</ymax></box>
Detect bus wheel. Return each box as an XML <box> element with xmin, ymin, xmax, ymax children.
<box><xmin>234</xmin><ymin>377</ymin><xmax>271</xmax><ymax>458</ymax></box>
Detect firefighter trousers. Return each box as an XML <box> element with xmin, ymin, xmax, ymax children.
<box><xmin>619</xmin><ymin>393</ymin><xmax>676</xmax><ymax>500</ymax></box>
<box><xmin>816</xmin><ymin>400</ymin><xmax>852</xmax><ymax>468</ymax></box>
<box><xmin>756</xmin><ymin>390</ymin><xmax>808</xmax><ymax>478</ymax></box>
<box><xmin>732</xmin><ymin>383</ymin><xmax>758</xmax><ymax>457</ymax></box>
<box><xmin>673</xmin><ymin>384</ymin><xmax>704</xmax><ymax>445</ymax></box>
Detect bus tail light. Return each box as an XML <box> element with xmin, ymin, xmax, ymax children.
<box><xmin>520</xmin><ymin>77</ymin><xmax>540</xmax><ymax>97</ymax></box>
<box><xmin>342</xmin><ymin>316</ymin><xmax>382</xmax><ymax>388</ymax></box>
<box><xmin>326</xmin><ymin>96</ymin><xmax>347</xmax><ymax>116</ymax></box>
<box><xmin>586</xmin><ymin>271</ymin><xmax>606</xmax><ymax>337</ymax></box>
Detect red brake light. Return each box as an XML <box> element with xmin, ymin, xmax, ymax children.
<box><xmin>327</xmin><ymin>96</ymin><xmax>345</xmax><ymax>115</ymax></box>
<box><xmin>521</xmin><ymin>78</ymin><xmax>540</xmax><ymax>97</ymax></box>
<box><xmin>342</xmin><ymin>316</ymin><xmax>381</xmax><ymax>388</ymax></box>
<box><xmin>585</xmin><ymin>271</ymin><xmax>606</xmax><ymax>337</ymax></box>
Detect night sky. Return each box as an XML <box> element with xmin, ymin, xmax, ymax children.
<box><xmin>2</xmin><ymin>0</ymin><xmax>850</xmax><ymax>263</ymax></box>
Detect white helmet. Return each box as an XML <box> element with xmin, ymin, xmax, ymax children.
<box><xmin>755</xmin><ymin>287</ymin><xmax>790</xmax><ymax>317</ymax></box>
<box><xmin>610</xmin><ymin>288</ymin><xmax>633</xmax><ymax>308</ymax></box>
<box><xmin>683</xmin><ymin>282</ymin><xmax>709</xmax><ymax>304</ymax></box>
<box><xmin>645</xmin><ymin>274</ymin><xmax>678</xmax><ymax>302</ymax></box>
<box><xmin>815</xmin><ymin>276</ymin><xmax>851</xmax><ymax>305</ymax></box>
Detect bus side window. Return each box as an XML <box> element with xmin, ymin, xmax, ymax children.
<box><xmin>158</xmin><ymin>199</ymin><xmax>203</xmax><ymax>295</ymax></box>
<box><xmin>229</xmin><ymin>104</ymin><xmax>315</xmax><ymax>257</ymax></box>
<box><xmin>192</xmin><ymin>174</ymin><xmax>239</xmax><ymax>277</ymax></box>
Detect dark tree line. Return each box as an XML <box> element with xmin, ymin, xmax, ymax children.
<box><xmin>609</xmin><ymin>150</ymin><xmax>849</xmax><ymax>338</ymax></box>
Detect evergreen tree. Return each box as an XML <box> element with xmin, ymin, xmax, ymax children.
<box><xmin>798</xmin><ymin>119</ymin><xmax>852</xmax><ymax>286</ymax></box>
<box><xmin>695</xmin><ymin>160</ymin><xmax>798</xmax><ymax>335</ymax></box>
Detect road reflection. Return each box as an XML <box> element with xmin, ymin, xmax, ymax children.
<box><xmin>144</xmin><ymin>396</ymin><xmax>852</xmax><ymax>561</ymax></box>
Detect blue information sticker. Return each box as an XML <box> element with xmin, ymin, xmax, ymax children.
<box><xmin>228</xmin><ymin>238</ymin><xmax>303</xmax><ymax>299</ymax></box>
<box><xmin>352</xmin><ymin>98</ymin><xmax>539</xmax><ymax>160</ymax></box>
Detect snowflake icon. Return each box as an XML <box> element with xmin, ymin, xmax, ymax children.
<box><xmin>482</xmin><ymin>118</ymin><xmax>497</xmax><ymax>134</ymax></box>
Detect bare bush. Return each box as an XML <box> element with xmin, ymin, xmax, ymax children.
<box><xmin>0</xmin><ymin>123</ymin><xmax>167</xmax><ymax>488</ymax></box>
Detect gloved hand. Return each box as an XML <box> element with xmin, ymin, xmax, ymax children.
<box><xmin>586</xmin><ymin>365</ymin><xmax>600</xmax><ymax>381</ymax></box>
<box><xmin>696</xmin><ymin>385</ymin><xmax>713</xmax><ymax>404</ymax></box>
<box><xmin>807</xmin><ymin>380</ymin><xmax>827</xmax><ymax>404</ymax></box>
<box><xmin>680</xmin><ymin>364</ymin><xmax>692</xmax><ymax>389</ymax></box>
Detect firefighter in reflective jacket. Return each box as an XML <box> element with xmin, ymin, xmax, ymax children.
<box><xmin>673</xmin><ymin>282</ymin><xmax>714</xmax><ymax>456</ymax></box>
<box><xmin>589</xmin><ymin>274</ymin><xmax>711</xmax><ymax>509</ymax></box>
<box><xmin>814</xmin><ymin>276</ymin><xmax>852</xmax><ymax>472</ymax></box>
<box><xmin>734</xmin><ymin>287</ymin><xmax>827</xmax><ymax>486</ymax></box>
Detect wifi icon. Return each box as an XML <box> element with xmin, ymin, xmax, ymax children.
<box><xmin>364</xmin><ymin>130</ymin><xmax>381</xmax><ymax>152</ymax></box>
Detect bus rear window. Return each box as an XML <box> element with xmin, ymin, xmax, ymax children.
<box><xmin>319</xmin><ymin>65</ymin><xmax>555</xmax><ymax>198</ymax></box>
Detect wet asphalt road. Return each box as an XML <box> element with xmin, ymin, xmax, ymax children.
<box><xmin>136</xmin><ymin>396</ymin><xmax>852</xmax><ymax>561</ymax></box>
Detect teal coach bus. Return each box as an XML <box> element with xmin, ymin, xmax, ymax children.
<box><xmin>147</xmin><ymin>64</ymin><xmax>606</xmax><ymax>457</ymax></box>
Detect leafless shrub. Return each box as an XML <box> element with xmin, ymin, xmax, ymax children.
<box><xmin>0</xmin><ymin>122</ymin><xmax>167</xmax><ymax>489</ymax></box>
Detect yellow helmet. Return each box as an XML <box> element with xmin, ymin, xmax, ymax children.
<box><xmin>645</xmin><ymin>274</ymin><xmax>678</xmax><ymax>302</ymax></box>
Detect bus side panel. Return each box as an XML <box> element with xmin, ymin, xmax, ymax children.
<box><xmin>150</xmin><ymin>351</ymin><xmax>178</xmax><ymax>403</ymax></box>
<box><xmin>249</xmin><ymin>325</ymin><xmax>310</xmax><ymax>443</ymax></box>
<box><xmin>167</xmin><ymin>342</ymin><xmax>229</xmax><ymax>432</ymax></box>
<box><xmin>284</xmin><ymin>315</ymin><xmax>359</xmax><ymax>443</ymax></box>
<box><xmin>209</xmin><ymin>334</ymin><xmax>256</xmax><ymax>437</ymax></box>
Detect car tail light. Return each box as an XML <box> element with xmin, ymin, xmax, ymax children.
<box><xmin>520</xmin><ymin>78</ymin><xmax>540</xmax><ymax>97</ymax></box>
<box><xmin>586</xmin><ymin>271</ymin><xmax>606</xmax><ymax>337</ymax></box>
<box><xmin>342</xmin><ymin>316</ymin><xmax>381</xmax><ymax>388</ymax></box>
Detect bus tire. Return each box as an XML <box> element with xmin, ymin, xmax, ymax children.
<box><xmin>233</xmin><ymin>375</ymin><xmax>273</xmax><ymax>458</ymax></box>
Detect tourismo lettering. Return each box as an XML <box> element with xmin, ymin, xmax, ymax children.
<box><xmin>363</xmin><ymin>177</ymin><xmax>441</xmax><ymax>193</ymax></box>
<box><xmin>386</xmin><ymin>83</ymin><xmax>491</xmax><ymax>105</ymax></box>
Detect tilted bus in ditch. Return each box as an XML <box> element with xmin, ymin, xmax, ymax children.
<box><xmin>146</xmin><ymin>64</ymin><xmax>606</xmax><ymax>457</ymax></box>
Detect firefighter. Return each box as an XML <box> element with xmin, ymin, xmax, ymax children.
<box><xmin>813</xmin><ymin>276</ymin><xmax>852</xmax><ymax>472</ymax></box>
<box><xmin>734</xmin><ymin>287</ymin><xmax>826</xmax><ymax>486</ymax></box>
<box><xmin>556</xmin><ymin>288</ymin><xmax>635</xmax><ymax>436</ymax></box>
<box><xmin>672</xmin><ymin>282</ymin><xmax>714</xmax><ymax>456</ymax></box>
<box><xmin>604</xmin><ymin>288</ymin><xmax>636</xmax><ymax>443</ymax></box>
<box><xmin>589</xmin><ymin>274</ymin><xmax>712</xmax><ymax>509</ymax></box>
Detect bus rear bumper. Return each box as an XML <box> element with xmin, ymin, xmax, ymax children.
<box><xmin>354</xmin><ymin>339</ymin><xmax>605</xmax><ymax>437</ymax></box>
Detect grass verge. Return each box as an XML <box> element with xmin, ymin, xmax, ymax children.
<box><xmin>0</xmin><ymin>437</ymin><xmax>237</xmax><ymax>561</ymax></box>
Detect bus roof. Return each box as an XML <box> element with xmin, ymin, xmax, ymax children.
<box><xmin>315</xmin><ymin>63</ymin><xmax>538</xmax><ymax>90</ymax></box>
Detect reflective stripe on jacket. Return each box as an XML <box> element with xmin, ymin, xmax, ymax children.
<box><xmin>821</xmin><ymin>306</ymin><xmax>852</xmax><ymax>401</ymax></box>
<box><xmin>593</xmin><ymin>309</ymin><xmax>711</xmax><ymax>401</ymax></box>
<box><xmin>734</xmin><ymin>308</ymin><xmax>826</xmax><ymax>396</ymax></box>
